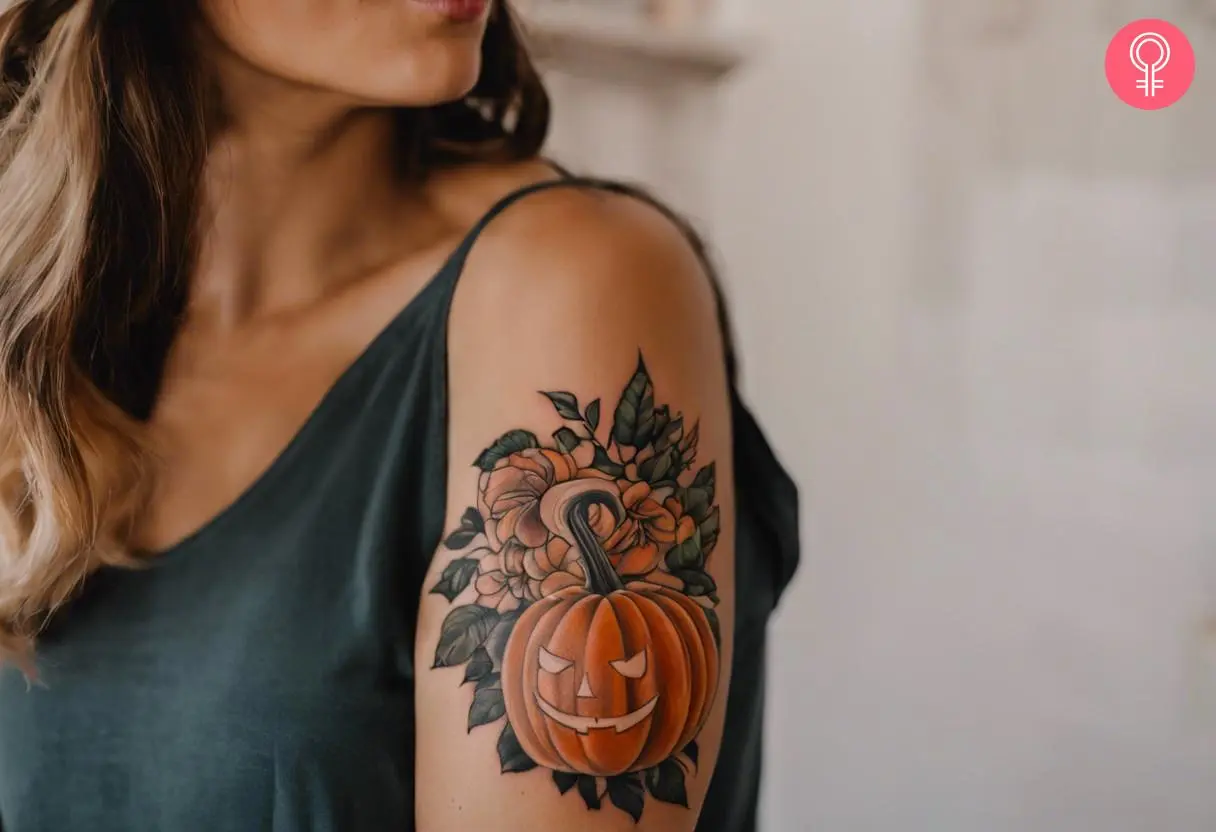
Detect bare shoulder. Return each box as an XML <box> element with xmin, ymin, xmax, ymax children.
<box><xmin>438</xmin><ymin>166</ymin><xmax>717</xmax><ymax>346</ymax></box>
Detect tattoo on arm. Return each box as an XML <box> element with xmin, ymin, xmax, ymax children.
<box><xmin>430</xmin><ymin>353</ymin><xmax>723</xmax><ymax>822</ymax></box>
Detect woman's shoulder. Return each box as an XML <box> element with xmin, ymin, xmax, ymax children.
<box><xmin>428</xmin><ymin>159</ymin><xmax>713</xmax><ymax>317</ymax></box>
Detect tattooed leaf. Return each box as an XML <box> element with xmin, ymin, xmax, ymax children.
<box><xmin>676</xmin><ymin>568</ymin><xmax>717</xmax><ymax>597</ymax></box>
<box><xmin>638</xmin><ymin>446</ymin><xmax>678</xmax><ymax>485</ymax></box>
<box><xmin>462</xmin><ymin>647</ymin><xmax>492</xmax><ymax>684</ymax></box>
<box><xmin>700</xmin><ymin>507</ymin><xmax>721</xmax><ymax>556</ymax></box>
<box><xmin>646</xmin><ymin>759</ymin><xmax>689</xmax><ymax>808</ymax></box>
<box><xmin>584</xmin><ymin>398</ymin><xmax>601</xmax><ymax>432</ymax></box>
<box><xmin>497</xmin><ymin>721</ymin><xmax>538</xmax><ymax>773</ymax></box>
<box><xmin>666</xmin><ymin>527</ymin><xmax>704</xmax><ymax>571</ymax></box>
<box><xmin>577</xmin><ymin>775</ymin><xmax>601</xmax><ymax>810</ymax></box>
<box><xmin>443</xmin><ymin>528</ymin><xmax>477</xmax><ymax>550</ymax></box>
<box><xmin>542</xmin><ymin>391</ymin><xmax>582</xmax><ymax>421</ymax></box>
<box><xmin>704</xmin><ymin>608</ymin><xmax>722</xmax><ymax>649</ymax></box>
<box><xmin>432</xmin><ymin>605</ymin><xmax>499</xmax><ymax>668</ymax></box>
<box><xmin>678</xmin><ymin>421</ymin><xmax>701</xmax><ymax>464</ymax></box>
<box><xmin>460</xmin><ymin>506</ymin><xmax>485</xmax><ymax>534</ymax></box>
<box><xmin>553</xmin><ymin>427</ymin><xmax>581</xmax><ymax>454</ymax></box>
<box><xmin>693</xmin><ymin>462</ymin><xmax>716</xmax><ymax>490</ymax></box>
<box><xmin>654</xmin><ymin>416</ymin><xmax>683</xmax><ymax>454</ymax></box>
<box><xmin>429</xmin><ymin>558</ymin><xmax>479</xmax><ymax>602</ymax></box>
<box><xmin>553</xmin><ymin>771</ymin><xmax>579</xmax><ymax>795</ymax></box>
<box><xmin>475</xmin><ymin>671</ymin><xmax>502</xmax><ymax>692</ymax></box>
<box><xmin>468</xmin><ymin>687</ymin><xmax>506</xmax><ymax>731</ymax></box>
<box><xmin>607</xmin><ymin>773</ymin><xmax>645</xmax><ymax>822</ymax></box>
<box><xmin>611</xmin><ymin>354</ymin><xmax>656</xmax><ymax>449</ymax></box>
<box><xmin>443</xmin><ymin>506</ymin><xmax>485</xmax><ymax>550</ymax></box>
<box><xmin>473</xmin><ymin>430</ymin><xmax>539</xmax><ymax>472</ymax></box>
<box><xmin>591</xmin><ymin>446</ymin><xmax>626</xmax><ymax>479</ymax></box>
<box><xmin>683</xmin><ymin>739</ymin><xmax>700</xmax><ymax>767</ymax></box>
<box><xmin>680</xmin><ymin>484</ymin><xmax>713</xmax><ymax>525</ymax></box>
<box><xmin>652</xmin><ymin>405</ymin><xmax>671</xmax><ymax>443</ymax></box>
<box><xmin>483</xmin><ymin>605</ymin><xmax>526</xmax><ymax>670</ymax></box>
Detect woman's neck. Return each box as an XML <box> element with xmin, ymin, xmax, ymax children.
<box><xmin>191</xmin><ymin>48</ymin><xmax>422</xmax><ymax>331</ymax></box>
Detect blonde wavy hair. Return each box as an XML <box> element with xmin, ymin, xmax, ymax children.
<box><xmin>0</xmin><ymin>0</ymin><xmax>549</xmax><ymax>668</ymax></box>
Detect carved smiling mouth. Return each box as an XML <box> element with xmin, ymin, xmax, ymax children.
<box><xmin>535</xmin><ymin>694</ymin><xmax>659</xmax><ymax>735</ymax></box>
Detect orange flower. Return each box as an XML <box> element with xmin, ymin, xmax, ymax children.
<box><xmin>478</xmin><ymin>449</ymin><xmax>580</xmax><ymax>550</ymax></box>
<box><xmin>521</xmin><ymin>536</ymin><xmax>587</xmax><ymax>598</ymax></box>
<box><xmin>601</xmin><ymin>481</ymin><xmax>697</xmax><ymax>577</ymax></box>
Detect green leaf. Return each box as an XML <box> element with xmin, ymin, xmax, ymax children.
<box><xmin>652</xmin><ymin>405</ymin><xmax>671</xmax><ymax>442</ymax></box>
<box><xmin>675</xmin><ymin>568</ymin><xmax>717</xmax><ymax>597</ymax></box>
<box><xmin>611</xmin><ymin>354</ymin><xmax>656</xmax><ymax>449</ymax></box>
<box><xmin>468</xmin><ymin>687</ymin><xmax>506</xmax><ymax>731</ymax></box>
<box><xmin>475</xmin><ymin>671</ymin><xmax>502</xmax><ymax>692</ymax></box>
<box><xmin>693</xmin><ymin>462</ymin><xmax>716</xmax><ymax>489</ymax></box>
<box><xmin>443</xmin><ymin>528</ymin><xmax>478</xmax><ymax>550</ymax></box>
<box><xmin>607</xmin><ymin>773</ymin><xmax>645</xmax><ymax>822</ymax></box>
<box><xmin>432</xmin><ymin>605</ymin><xmax>499</xmax><ymax>668</ymax></box>
<box><xmin>577</xmin><ymin>775</ymin><xmax>601</xmax><ymax>810</ymax></box>
<box><xmin>429</xmin><ymin>558</ymin><xmax>479</xmax><ymax>602</ymax></box>
<box><xmin>704</xmin><ymin>608</ymin><xmax>722</xmax><ymax>649</ymax></box>
<box><xmin>645</xmin><ymin>759</ymin><xmax>689</xmax><ymax>808</ymax></box>
<box><xmin>584</xmin><ymin>399</ymin><xmax>601</xmax><ymax>432</ymax></box>
<box><xmin>591</xmin><ymin>446</ymin><xmax>625</xmax><ymax>479</ymax></box>
<box><xmin>678</xmin><ymin>421</ymin><xmax>701</xmax><ymax>463</ymax></box>
<box><xmin>665</xmin><ymin>527</ymin><xmax>704</xmax><ymax>571</ymax></box>
<box><xmin>680</xmin><ymin>485</ymin><xmax>713</xmax><ymax>525</ymax></box>
<box><xmin>460</xmin><ymin>506</ymin><xmax>485</xmax><ymax>534</ymax></box>
<box><xmin>699</xmin><ymin>507</ymin><xmax>721</xmax><ymax>556</ymax></box>
<box><xmin>553</xmin><ymin>771</ymin><xmax>579</xmax><ymax>795</ymax></box>
<box><xmin>683</xmin><ymin>740</ymin><xmax>700</xmax><ymax>768</ymax></box>
<box><xmin>473</xmin><ymin>430</ymin><xmax>539</xmax><ymax>472</ymax></box>
<box><xmin>657</xmin><ymin>448</ymin><xmax>678</xmax><ymax>482</ymax></box>
<box><xmin>462</xmin><ymin>647</ymin><xmax>493</xmax><ymax>684</ymax></box>
<box><xmin>483</xmin><ymin>605</ymin><xmax>526</xmax><ymax>670</ymax></box>
<box><xmin>654</xmin><ymin>416</ymin><xmax>683</xmax><ymax>453</ymax></box>
<box><xmin>542</xmin><ymin>391</ymin><xmax>582</xmax><ymax>421</ymax></box>
<box><xmin>553</xmin><ymin>427</ymin><xmax>581</xmax><ymax>454</ymax></box>
<box><xmin>497</xmin><ymin>721</ymin><xmax>538</xmax><ymax>773</ymax></box>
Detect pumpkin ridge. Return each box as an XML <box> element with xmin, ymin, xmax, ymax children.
<box><xmin>675</xmin><ymin>591</ymin><xmax>721</xmax><ymax>744</ymax></box>
<box><xmin>609</xmin><ymin>590</ymin><xmax>662</xmax><ymax>772</ymax></box>
<box><xmin>647</xmin><ymin>589</ymin><xmax>712</xmax><ymax>751</ymax></box>
<box><xmin>579</xmin><ymin>597</ymin><xmax>633</xmax><ymax>774</ymax></box>
<box><xmin>542</xmin><ymin>593</ymin><xmax>603</xmax><ymax>773</ymax></box>
<box><xmin>629</xmin><ymin>592</ymin><xmax>696</xmax><ymax>770</ymax></box>
<box><xmin>507</xmin><ymin>595</ymin><xmax>568</xmax><ymax>769</ymax></box>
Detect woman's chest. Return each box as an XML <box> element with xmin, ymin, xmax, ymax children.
<box><xmin>0</xmin><ymin>532</ymin><xmax>418</xmax><ymax>831</ymax></box>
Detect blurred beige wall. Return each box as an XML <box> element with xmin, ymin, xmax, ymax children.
<box><xmin>538</xmin><ymin>0</ymin><xmax>1216</xmax><ymax>828</ymax></box>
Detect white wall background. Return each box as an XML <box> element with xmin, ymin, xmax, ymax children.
<box><xmin>538</xmin><ymin>0</ymin><xmax>1216</xmax><ymax>828</ymax></box>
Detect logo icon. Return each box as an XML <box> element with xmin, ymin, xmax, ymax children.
<box><xmin>1106</xmin><ymin>19</ymin><xmax>1194</xmax><ymax>110</ymax></box>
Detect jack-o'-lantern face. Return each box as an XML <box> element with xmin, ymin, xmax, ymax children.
<box><xmin>534</xmin><ymin>644</ymin><xmax>659</xmax><ymax>734</ymax></box>
<box><xmin>502</xmin><ymin>584</ymin><xmax>720</xmax><ymax>777</ymax></box>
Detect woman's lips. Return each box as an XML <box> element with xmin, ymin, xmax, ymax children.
<box><xmin>410</xmin><ymin>0</ymin><xmax>489</xmax><ymax>24</ymax></box>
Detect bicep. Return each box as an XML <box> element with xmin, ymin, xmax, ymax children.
<box><xmin>414</xmin><ymin>203</ymin><xmax>735</xmax><ymax>831</ymax></box>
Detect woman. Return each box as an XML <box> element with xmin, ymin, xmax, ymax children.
<box><xmin>0</xmin><ymin>1</ymin><xmax>798</xmax><ymax>830</ymax></box>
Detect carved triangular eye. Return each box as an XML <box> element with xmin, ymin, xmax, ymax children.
<box><xmin>539</xmin><ymin>646</ymin><xmax>574</xmax><ymax>674</ymax></box>
<box><xmin>609</xmin><ymin>650</ymin><xmax>647</xmax><ymax>679</ymax></box>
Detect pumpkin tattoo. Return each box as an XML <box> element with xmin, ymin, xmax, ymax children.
<box><xmin>430</xmin><ymin>354</ymin><xmax>723</xmax><ymax>821</ymax></box>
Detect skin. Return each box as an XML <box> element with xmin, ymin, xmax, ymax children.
<box><xmin>136</xmin><ymin>2</ymin><xmax>737</xmax><ymax>830</ymax></box>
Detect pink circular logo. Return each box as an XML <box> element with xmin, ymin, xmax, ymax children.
<box><xmin>1106</xmin><ymin>19</ymin><xmax>1195</xmax><ymax>110</ymax></box>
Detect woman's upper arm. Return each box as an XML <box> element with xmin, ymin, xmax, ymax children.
<box><xmin>414</xmin><ymin>189</ymin><xmax>736</xmax><ymax>831</ymax></box>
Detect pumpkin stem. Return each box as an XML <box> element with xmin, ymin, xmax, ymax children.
<box><xmin>566</xmin><ymin>492</ymin><xmax>625</xmax><ymax>595</ymax></box>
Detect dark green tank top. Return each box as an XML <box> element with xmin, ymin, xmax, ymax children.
<box><xmin>0</xmin><ymin>178</ymin><xmax>799</xmax><ymax>832</ymax></box>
